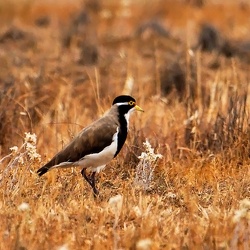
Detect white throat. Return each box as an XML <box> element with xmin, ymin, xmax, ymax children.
<box><xmin>124</xmin><ymin>107</ymin><xmax>135</xmax><ymax>129</ymax></box>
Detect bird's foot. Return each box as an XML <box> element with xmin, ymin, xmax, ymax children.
<box><xmin>93</xmin><ymin>187</ymin><xmax>99</xmax><ymax>198</ymax></box>
<box><xmin>81</xmin><ymin>168</ymin><xmax>99</xmax><ymax>197</ymax></box>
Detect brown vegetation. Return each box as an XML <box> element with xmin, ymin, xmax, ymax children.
<box><xmin>0</xmin><ymin>0</ymin><xmax>249</xmax><ymax>249</ymax></box>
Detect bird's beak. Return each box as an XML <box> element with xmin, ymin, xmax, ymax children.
<box><xmin>134</xmin><ymin>105</ymin><xmax>144</xmax><ymax>112</ymax></box>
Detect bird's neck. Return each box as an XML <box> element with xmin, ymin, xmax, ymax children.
<box><xmin>124</xmin><ymin>111</ymin><xmax>131</xmax><ymax>127</ymax></box>
<box><xmin>114</xmin><ymin>110</ymin><xmax>130</xmax><ymax>157</ymax></box>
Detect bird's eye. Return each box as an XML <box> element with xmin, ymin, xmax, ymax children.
<box><xmin>128</xmin><ymin>101</ymin><xmax>134</xmax><ymax>106</ymax></box>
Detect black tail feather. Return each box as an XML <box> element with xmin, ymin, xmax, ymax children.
<box><xmin>37</xmin><ymin>166</ymin><xmax>49</xmax><ymax>176</ymax></box>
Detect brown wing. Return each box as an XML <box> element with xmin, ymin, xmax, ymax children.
<box><xmin>37</xmin><ymin>111</ymin><xmax>119</xmax><ymax>175</ymax></box>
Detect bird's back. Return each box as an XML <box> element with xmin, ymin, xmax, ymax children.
<box><xmin>38</xmin><ymin>107</ymin><xmax>120</xmax><ymax>174</ymax></box>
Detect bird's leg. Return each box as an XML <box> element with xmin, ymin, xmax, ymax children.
<box><xmin>81</xmin><ymin>169</ymin><xmax>99</xmax><ymax>196</ymax></box>
<box><xmin>81</xmin><ymin>168</ymin><xmax>92</xmax><ymax>186</ymax></box>
<box><xmin>90</xmin><ymin>172</ymin><xmax>99</xmax><ymax>196</ymax></box>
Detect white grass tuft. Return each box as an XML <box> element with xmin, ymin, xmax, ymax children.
<box><xmin>57</xmin><ymin>244</ymin><xmax>69</xmax><ymax>250</ymax></box>
<box><xmin>108</xmin><ymin>194</ymin><xmax>123</xmax><ymax>216</ymax></box>
<box><xmin>136</xmin><ymin>238</ymin><xmax>153</xmax><ymax>250</ymax></box>
<box><xmin>134</xmin><ymin>139</ymin><xmax>162</xmax><ymax>191</ymax></box>
<box><xmin>18</xmin><ymin>202</ymin><xmax>30</xmax><ymax>211</ymax></box>
<box><xmin>233</xmin><ymin>198</ymin><xmax>250</xmax><ymax>223</ymax></box>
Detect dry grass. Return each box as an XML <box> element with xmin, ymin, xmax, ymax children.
<box><xmin>0</xmin><ymin>0</ymin><xmax>250</xmax><ymax>249</ymax></box>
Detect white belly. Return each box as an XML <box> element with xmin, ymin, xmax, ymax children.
<box><xmin>50</xmin><ymin>127</ymin><xmax>119</xmax><ymax>173</ymax></box>
<box><xmin>75</xmin><ymin>127</ymin><xmax>119</xmax><ymax>172</ymax></box>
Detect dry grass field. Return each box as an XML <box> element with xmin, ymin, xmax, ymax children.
<box><xmin>0</xmin><ymin>0</ymin><xmax>250</xmax><ymax>249</ymax></box>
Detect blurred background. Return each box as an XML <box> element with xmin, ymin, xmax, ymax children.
<box><xmin>1</xmin><ymin>3</ymin><xmax>250</xmax><ymax>249</ymax></box>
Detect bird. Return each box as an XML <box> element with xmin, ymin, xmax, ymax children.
<box><xmin>37</xmin><ymin>95</ymin><xmax>143</xmax><ymax>196</ymax></box>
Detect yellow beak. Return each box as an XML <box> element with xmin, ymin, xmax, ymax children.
<box><xmin>134</xmin><ymin>105</ymin><xmax>144</xmax><ymax>112</ymax></box>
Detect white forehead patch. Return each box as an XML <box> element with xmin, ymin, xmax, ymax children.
<box><xmin>115</xmin><ymin>102</ymin><xmax>129</xmax><ymax>106</ymax></box>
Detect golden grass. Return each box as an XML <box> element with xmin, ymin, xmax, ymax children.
<box><xmin>0</xmin><ymin>0</ymin><xmax>250</xmax><ymax>249</ymax></box>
